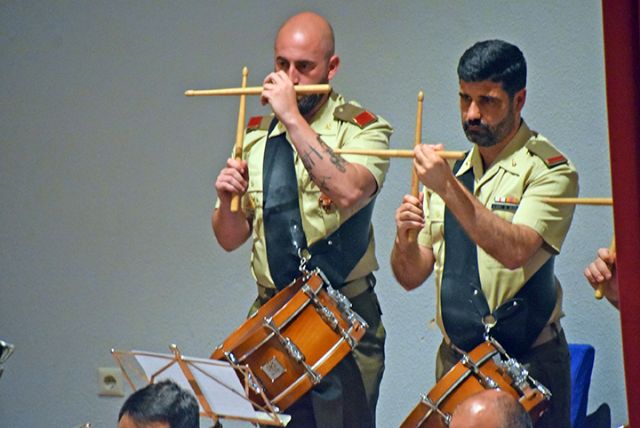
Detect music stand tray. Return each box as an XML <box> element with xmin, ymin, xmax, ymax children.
<box><xmin>111</xmin><ymin>344</ymin><xmax>291</xmax><ymax>427</ymax></box>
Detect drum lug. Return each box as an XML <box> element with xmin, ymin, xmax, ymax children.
<box><xmin>247</xmin><ymin>370</ymin><xmax>265</xmax><ymax>395</ymax></box>
<box><xmin>461</xmin><ymin>354</ymin><xmax>499</xmax><ymax>389</ymax></box>
<box><xmin>263</xmin><ymin>317</ymin><xmax>322</xmax><ymax>384</ymax></box>
<box><xmin>489</xmin><ymin>336</ymin><xmax>553</xmax><ymax>401</ymax></box>
<box><xmin>303</xmin><ymin>284</ymin><xmax>361</xmax><ymax>349</ymax></box>
<box><xmin>526</xmin><ymin>372</ymin><xmax>553</xmax><ymax>400</ymax></box>
<box><xmin>326</xmin><ymin>285</ymin><xmax>369</xmax><ymax>330</ymax></box>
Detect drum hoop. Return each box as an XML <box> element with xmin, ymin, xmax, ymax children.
<box><xmin>429</xmin><ymin>346</ymin><xmax>500</xmax><ymax>409</ymax></box>
<box><xmin>412</xmin><ymin>397</ymin><xmax>440</xmax><ymax>427</ymax></box>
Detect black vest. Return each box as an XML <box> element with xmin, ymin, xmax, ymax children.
<box><xmin>262</xmin><ymin>119</ymin><xmax>374</xmax><ymax>290</ymax></box>
<box><xmin>440</xmin><ymin>158</ymin><xmax>556</xmax><ymax>357</ymax></box>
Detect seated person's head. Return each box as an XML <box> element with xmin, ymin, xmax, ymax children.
<box><xmin>449</xmin><ymin>389</ymin><xmax>533</xmax><ymax>428</ymax></box>
<box><xmin>118</xmin><ymin>380</ymin><xmax>199</xmax><ymax>428</ymax></box>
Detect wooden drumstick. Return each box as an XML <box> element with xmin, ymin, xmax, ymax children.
<box><xmin>230</xmin><ymin>66</ymin><xmax>249</xmax><ymax>213</ymax></box>
<box><xmin>408</xmin><ymin>91</ymin><xmax>424</xmax><ymax>244</ymax></box>
<box><xmin>185</xmin><ymin>84</ymin><xmax>331</xmax><ymax>97</ymax></box>
<box><xmin>595</xmin><ymin>236</ymin><xmax>616</xmax><ymax>300</ymax></box>
<box><xmin>333</xmin><ymin>148</ymin><xmax>466</xmax><ymax>160</ymax></box>
<box><xmin>540</xmin><ymin>197</ymin><xmax>613</xmax><ymax>205</ymax></box>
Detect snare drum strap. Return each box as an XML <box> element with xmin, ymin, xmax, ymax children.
<box><xmin>263</xmin><ymin>118</ymin><xmax>375</xmax><ymax>290</ymax></box>
<box><xmin>440</xmin><ymin>158</ymin><xmax>556</xmax><ymax>357</ymax></box>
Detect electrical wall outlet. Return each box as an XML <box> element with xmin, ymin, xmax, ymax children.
<box><xmin>97</xmin><ymin>367</ymin><xmax>125</xmax><ymax>397</ymax></box>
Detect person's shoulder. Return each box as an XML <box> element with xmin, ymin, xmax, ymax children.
<box><xmin>332</xmin><ymin>95</ymin><xmax>390</xmax><ymax>129</ymax></box>
<box><xmin>523</xmin><ymin>131</ymin><xmax>573</xmax><ymax>170</ymax></box>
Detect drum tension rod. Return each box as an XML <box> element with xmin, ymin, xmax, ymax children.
<box><xmin>263</xmin><ymin>317</ymin><xmax>322</xmax><ymax>384</ymax></box>
<box><xmin>302</xmin><ymin>284</ymin><xmax>358</xmax><ymax>349</ymax></box>
<box><xmin>487</xmin><ymin>337</ymin><xmax>552</xmax><ymax>400</ymax></box>
<box><xmin>460</xmin><ymin>354</ymin><xmax>499</xmax><ymax>389</ymax></box>
<box><xmin>326</xmin><ymin>286</ymin><xmax>368</xmax><ymax>331</ymax></box>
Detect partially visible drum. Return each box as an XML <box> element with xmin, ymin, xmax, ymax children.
<box><xmin>210</xmin><ymin>270</ymin><xmax>368</xmax><ymax>411</ymax></box>
<box><xmin>400</xmin><ymin>339</ymin><xmax>551</xmax><ymax>428</ymax></box>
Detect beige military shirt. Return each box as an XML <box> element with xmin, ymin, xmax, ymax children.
<box><xmin>217</xmin><ymin>93</ymin><xmax>392</xmax><ymax>289</ymax></box>
<box><xmin>417</xmin><ymin>121</ymin><xmax>579</xmax><ymax>333</ymax></box>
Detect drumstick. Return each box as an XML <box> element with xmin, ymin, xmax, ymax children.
<box><xmin>185</xmin><ymin>84</ymin><xmax>331</xmax><ymax>97</ymax></box>
<box><xmin>595</xmin><ymin>236</ymin><xmax>616</xmax><ymax>300</ymax></box>
<box><xmin>540</xmin><ymin>197</ymin><xmax>613</xmax><ymax>205</ymax></box>
<box><xmin>408</xmin><ymin>91</ymin><xmax>424</xmax><ymax>244</ymax></box>
<box><xmin>230</xmin><ymin>66</ymin><xmax>249</xmax><ymax>213</ymax></box>
<box><xmin>334</xmin><ymin>148</ymin><xmax>466</xmax><ymax>160</ymax></box>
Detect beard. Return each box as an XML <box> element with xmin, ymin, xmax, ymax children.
<box><xmin>463</xmin><ymin>103</ymin><xmax>517</xmax><ymax>148</ymax></box>
<box><xmin>297</xmin><ymin>93</ymin><xmax>323</xmax><ymax>116</ymax></box>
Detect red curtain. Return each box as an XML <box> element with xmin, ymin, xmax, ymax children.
<box><xmin>601</xmin><ymin>0</ymin><xmax>640</xmax><ymax>426</ymax></box>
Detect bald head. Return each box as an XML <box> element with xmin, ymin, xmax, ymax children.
<box><xmin>449</xmin><ymin>390</ymin><xmax>533</xmax><ymax>428</ymax></box>
<box><xmin>276</xmin><ymin>12</ymin><xmax>335</xmax><ymax>60</ymax></box>
<box><xmin>271</xmin><ymin>11</ymin><xmax>339</xmax><ymax>117</ymax></box>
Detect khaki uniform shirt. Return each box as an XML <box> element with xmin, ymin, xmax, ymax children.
<box><xmin>417</xmin><ymin>121</ymin><xmax>579</xmax><ymax>336</ymax></box>
<box><xmin>218</xmin><ymin>93</ymin><xmax>392</xmax><ymax>289</ymax></box>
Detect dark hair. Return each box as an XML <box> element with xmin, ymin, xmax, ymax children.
<box><xmin>118</xmin><ymin>380</ymin><xmax>199</xmax><ymax>428</ymax></box>
<box><xmin>457</xmin><ymin>39</ymin><xmax>527</xmax><ymax>97</ymax></box>
<box><xmin>497</xmin><ymin>393</ymin><xmax>533</xmax><ymax>428</ymax></box>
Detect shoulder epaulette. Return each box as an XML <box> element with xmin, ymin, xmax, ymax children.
<box><xmin>526</xmin><ymin>139</ymin><xmax>568</xmax><ymax>168</ymax></box>
<box><xmin>246</xmin><ymin>115</ymin><xmax>273</xmax><ymax>132</ymax></box>
<box><xmin>333</xmin><ymin>103</ymin><xmax>378</xmax><ymax>129</ymax></box>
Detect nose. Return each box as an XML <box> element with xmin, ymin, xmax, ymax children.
<box><xmin>466</xmin><ymin>100</ymin><xmax>481</xmax><ymax>121</ymax></box>
<box><xmin>287</xmin><ymin>66</ymin><xmax>300</xmax><ymax>85</ymax></box>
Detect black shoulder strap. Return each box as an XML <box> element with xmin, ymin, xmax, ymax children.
<box><xmin>263</xmin><ymin>119</ymin><xmax>307</xmax><ymax>290</ymax></box>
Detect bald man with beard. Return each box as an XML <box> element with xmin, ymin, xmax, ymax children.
<box><xmin>213</xmin><ymin>11</ymin><xmax>392</xmax><ymax>427</ymax></box>
<box><xmin>449</xmin><ymin>389</ymin><xmax>533</xmax><ymax>428</ymax></box>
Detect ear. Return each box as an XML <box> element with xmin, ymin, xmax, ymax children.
<box><xmin>514</xmin><ymin>88</ymin><xmax>526</xmax><ymax>112</ymax></box>
<box><xmin>327</xmin><ymin>55</ymin><xmax>340</xmax><ymax>80</ymax></box>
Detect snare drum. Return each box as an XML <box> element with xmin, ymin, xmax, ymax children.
<box><xmin>210</xmin><ymin>270</ymin><xmax>368</xmax><ymax>411</ymax></box>
<box><xmin>400</xmin><ymin>340</ymin><xmax>551</xmax><ymax>428</ymax></box>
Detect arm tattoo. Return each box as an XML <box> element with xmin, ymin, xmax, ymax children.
<box><xmin>301</xmin><ymin>146</ymin><xmax>323</xmax><ymax>170</ymax></box>
<box><xmin>319</xmin><ymin>175</ymin><xmax>331</xmax><ymax>192</ymax></box>
<box><xmin>317</xmin><ymin>135</ymin><xmax>347</xmax><ymax>173</ymax></box>
<box><xmin>308</xmin><ymin>170</ymin><xmax>332</xmax><ymax>192</ymax></box>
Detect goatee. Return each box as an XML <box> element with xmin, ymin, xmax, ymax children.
<box><xmin>463</xmin><ymin>106</ymin><xmax>517</xmax><ymax>148</ymax></box>
<box><xmin>463</xmin><ymin>120</ymin><xmax>500</xmax><ymax>147</ymax></box>
<box><xmin>297</xmin><ymin>93</ymin><xmax>323</xmax><ymax>116</ymax></box>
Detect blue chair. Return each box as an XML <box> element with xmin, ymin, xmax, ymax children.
<box><xmin>569</xmin><ymin>343</ymin><xmax>610</xmax><ymax>428</ymax></box>
<box><xmin>569</xmin><ymin>343</ymin><xmax>595</xmax><ymax>428</ymax></box>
